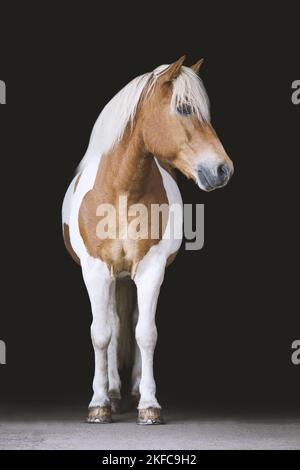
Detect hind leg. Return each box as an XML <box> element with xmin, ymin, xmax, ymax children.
<box><xmin>131</xmin><ymin>305</ymin><xmax>141</xmax><ymax>407</ymax></box>
<box><xmin>107</xmin><ymin>285</ymin><xmax>122</xmax><ymax>413</ymax></box>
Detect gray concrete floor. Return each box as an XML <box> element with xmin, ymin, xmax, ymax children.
<box><xmin>0</xmin><ymin>409</ymin><xmax>299</xmax><ymax>450</ymax></box>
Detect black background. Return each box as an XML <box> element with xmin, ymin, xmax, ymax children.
<box><xmin>0</xmin><ymin>11</ymin><xmax>299</xmax><ymax>413</ymax></box>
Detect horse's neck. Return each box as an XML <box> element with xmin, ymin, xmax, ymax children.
<box><xmin>95</xmin><ymin>132</ymin><xmax>155</xmax><ymax>201</ymax></box>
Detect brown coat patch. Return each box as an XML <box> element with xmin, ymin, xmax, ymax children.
<box><xmin>63</xmin><ymin>223</ymin><xmax>80</xmax><ymax>265</ymax></box>
<box><xmin>78</xmin><ymin>130</ymin><xmax>169</xmax><ymax>276</ymax></box>
<box><xmin>166</xmin><ymin>250</ymin><xmax>178</xmax><ymax>267</ymax></box>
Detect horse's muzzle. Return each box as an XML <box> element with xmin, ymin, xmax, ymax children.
<box><xmin>197</xmin><ymin>162</ymin><xmax>233</xmax><ymax>191</ymax></box>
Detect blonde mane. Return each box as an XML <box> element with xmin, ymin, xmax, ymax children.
<box><xmin>78</xmin><ymin>64</ymin><xmax>210</xmax><ymax>172</ymax></box>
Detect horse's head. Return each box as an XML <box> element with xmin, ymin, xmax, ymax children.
<box><xmin>140</xmin><ymin>56</ymin><xmax>233</xmax><ymax>191</ymax></box>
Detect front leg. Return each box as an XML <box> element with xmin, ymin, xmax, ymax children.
<box><xmin>134</xmin><ymin>253</ymin><xmax>166</xmax><ymax>425</ymax></box>
<box><xmin>81</xmin><ymin>257</ymin><xmax>114</xmax><ymax>423</ymax></box>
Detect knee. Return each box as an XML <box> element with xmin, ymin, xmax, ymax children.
<box><xmin>91</xmin><ymin>322</ymin><xmax>112</xmax><ymax>350</ymax></box>
<box><xmin>135</xmin><ymin>322</ymin><xmax>157</xmax><ymax>350</ymax></box>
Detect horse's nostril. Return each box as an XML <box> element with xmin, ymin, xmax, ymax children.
<box><xmin>217</xmin><ymin>163</ymin><xmax>231</xmax><ymax>183</ymax></box>
<box><xmin>217</xmin><ymin>164</ymin><xmax>227</xmax><ymax>177</ymax></box>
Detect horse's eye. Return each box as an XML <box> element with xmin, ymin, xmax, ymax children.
<box><xmin>176</xmin><ymin>103</ymin><xmax>192</xmax><ymax>116</ymax></box>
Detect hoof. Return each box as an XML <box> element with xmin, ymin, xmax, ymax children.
<box><xmin>87</xmin><ymin>405</ymin><xmax>112</xmax><ymax>423</ymax></box>
<box><xmin>137</xmin><ymin>407</ymin><xmax>164</xmax><ymax>425</ymax></box>
<box><xmin>110</xmin><ymin>398</ymin><xmax>121</xmax><ymax>414</ymax></box>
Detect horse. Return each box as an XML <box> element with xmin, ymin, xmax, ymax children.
<box><xmin>62</xmin><ymin>55</ymin><xmax>234</xmax><ymax>425</ymax></box>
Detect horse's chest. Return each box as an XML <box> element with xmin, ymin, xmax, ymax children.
<box><xmin>78</xmin><ymin>164</ymin><xmax>169</xmax><ymax>276</ymax></box>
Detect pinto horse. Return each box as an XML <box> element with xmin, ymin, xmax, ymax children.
<box><xmin>62</xmin><ymin>56</ymin><xmax>233</xmax><ymax>424</ymax></box>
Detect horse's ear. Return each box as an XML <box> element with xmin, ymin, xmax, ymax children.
<box><xmin>191</xmin><ymin>58</ymin><xmax>204</xmax><ymax>74</ymax></box>
<box><xmin>161</xmin><ymin>55</ymin><xmax>186</xmax><ymax>81</ymax></box>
